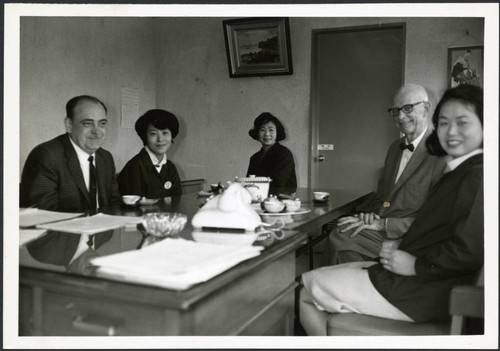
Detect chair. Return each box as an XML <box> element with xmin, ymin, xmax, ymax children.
<box><xmin>326</xmin><ymin>267</ymin><xmax>484</xmax><ymax>336</ymax></box>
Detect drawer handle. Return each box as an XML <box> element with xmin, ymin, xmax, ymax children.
<box><xmin>72</xmin><ymin>314</ymin><xmax>122</xmax><ymax>336</ymax></box>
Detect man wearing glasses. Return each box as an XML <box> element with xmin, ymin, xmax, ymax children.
<box><xmin>322</xmin><ymin>84</ymin><xmax>447</xmax><ymax>265</ymax></box>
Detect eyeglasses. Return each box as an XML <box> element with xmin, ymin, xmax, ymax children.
<box><xmin>387</xmin><ymin>101</ymin><xmax>426</xmax><ymax>117</ymax></box>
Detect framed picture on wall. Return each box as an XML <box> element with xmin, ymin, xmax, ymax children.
<box><xmin>448</xmin><ymin>45</ymin><xmax>483</xmax><ymax>88</ymax></box>
<box><xmin>222</xmin><ymin>17</ymin><xmax>293</xmax><ymax>78</ymax></box>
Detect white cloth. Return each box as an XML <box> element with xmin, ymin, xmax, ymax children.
<box><xmin>395</xmin><ymin>127</ymin><xmax>427</xmax><ymax>183</ymax></box>
<box><xmin>301</xmin><ymin>261</ymin><xmax>413</xmax><ymax>321</ymax></box>
<box><xmin>145</xmin><ymin>146</ymin><xmax>166</xmax><ymax>173</ymax></box>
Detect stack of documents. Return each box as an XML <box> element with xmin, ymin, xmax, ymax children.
<box><xmin>19</xmin><ymin>208</ymin><xmax>83</xmax><ymax>228</ymax></box>
<box><xmin>36</xmin><ymin>213</ymin><xmax>143</xmax><ymax>235</ymax></box>
<box><xmin>91</xmin><ymin>238</ymin><xmax>264</xmax><ymax>290</ymax></box>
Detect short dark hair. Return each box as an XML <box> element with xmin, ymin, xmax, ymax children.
<box><xmin>248</xmin><ymin>112</ymin><xmax>286</xmax><ymax>142</ymax></box>
<box><xmin>66</xmin><ymin>95</ymin><xmax>107</xmax><ymax>119</ymax></box>
<box><xmin>426</xmin><ymin>84</ymin><xmax>483</xmax><ymax>156</ymax></box>
<box><xmin>135</xmin><ymin>109</ymin><xmax>179</xmax><ymax>145</ymax></box>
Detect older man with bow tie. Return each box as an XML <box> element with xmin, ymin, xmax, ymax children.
<box><xmin>322</xmin><ymin>84</ymin><xmax>447</xmax><ymax>265</ymax></box>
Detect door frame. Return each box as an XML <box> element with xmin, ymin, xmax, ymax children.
<box><xmin>308</xmin><ymin>22</ymin><xmax>406</xmax><ymax>189</ymax></box>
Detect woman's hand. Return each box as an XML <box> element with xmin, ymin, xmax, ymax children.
<box><xmin>379</xmin><ymin>248</ymin><xmax>416</xmax><ymax>276</ymax></box>
<box><xmin>379</xmin><ymin>239</ymin><xmax>402</xmax><ymax>253</ymax></box>
<box><xmin>337</xmin><ymin>213</ymin><xmax>385</xmax><ymax>237</ymax></box>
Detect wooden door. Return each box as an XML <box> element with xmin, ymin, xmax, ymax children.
<box><xmin>310</xmin><ymin>24</ymin><xmax>405</xmax><ymax>193</ymax></box>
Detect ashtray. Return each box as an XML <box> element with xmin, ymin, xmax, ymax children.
<box><xmin>141</xmin><ymin>212</ymin><xmax>187</xmax><ymax>238</ymax></box>
<box><xmin>313</xmin><ymin>199</ymin><xmax>329</xmax><ymax>205</ymax></box>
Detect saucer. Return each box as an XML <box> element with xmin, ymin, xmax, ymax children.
<box><xmin>313</xmin><ymin>199</ymin><xmax>329</xmax><ymax>205</ymax></box>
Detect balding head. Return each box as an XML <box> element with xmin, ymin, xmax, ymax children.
<box><xmin>393</xmin><ymin>84</ymin><xmax>429</xmax><ymax>106</ymax></box>
<box><xmin>390</xmin><ymin>84</ymin><xmax>430</xmax><ymax>142</ymax></box>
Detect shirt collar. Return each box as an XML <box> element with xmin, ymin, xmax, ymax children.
<box><xmin>405</xmin><ymin>126</ymin><xmax>428</xmax><ymax>149</ymax></box>
<box><xmin>68</xmin><ymin>135</ymin><xmax>95</xmax><ymax>163</ymax></box>
<box><xmin>447</xmin><ymin>149</ymin><xmax>483</xmax><ymax>171</ymax></box>
<box><xmin>145</xmin><ymin>146</ymin><xmax>167</xmax><ymax>168</ymax></box>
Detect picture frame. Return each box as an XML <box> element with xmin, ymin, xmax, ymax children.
<box><xmin>222</xmin><ymin>17</ymin><xmax>293</xmax><ymax>78</ymax></box>
<box><xmin>448</xmin><ymin>45</ymin><xmax>483</xmax><ymax>88</ymax></box>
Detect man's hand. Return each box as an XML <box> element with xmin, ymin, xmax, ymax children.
<box><xmin>357</xmin><ymin>212</ymin><xmax>380</xmax><ymax>225</ymax></box>
<box><xmin>337</xmin><ymin>213</ymin><xmax>385</xmax><ymax>237</ymax></box>
<box><xmin>379</xmin><ymin>248</ymin><xmax>416</xmax><ymax>276</ymax></box>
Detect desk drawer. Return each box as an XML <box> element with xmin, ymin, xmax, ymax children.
<box><xmin>42</xmin><ymin>291</ymin><xmax>170</xmax><ymax>336</ymax></box>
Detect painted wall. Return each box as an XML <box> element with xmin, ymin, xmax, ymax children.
<box><xmin>20</xmin><ymin>16</ymin><xmax>484</xmax><ymax>189</ymax></box>
<box><xmin>20</xmin><ymin>17</ymin><xmax>157</xmax><ymax>172</ymax></box>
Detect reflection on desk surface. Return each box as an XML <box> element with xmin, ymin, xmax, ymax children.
<box><xmin>20</xmin><ymin>188</ymin><xmax>371</xmax><ymax>285</ymax></box>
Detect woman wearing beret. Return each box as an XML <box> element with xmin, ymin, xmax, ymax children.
<box><xmin>118</xmin><ymin>109</ymin><xmax>182</xmax><ymax>198</ymax></box>
<box><xmin>247</xmin><ymin>112</ymin><xmax>297</xmax><ymax>194</ymax></box>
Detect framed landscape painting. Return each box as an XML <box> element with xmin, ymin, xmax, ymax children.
<box><xmin>222</xmin><ymin>17</ymin><xmax>293</xmax><ymax>78</ymax></box>
<box><xmin>448</xmin><ymin>45</ymin><xmax>483</xmax><ymax>88</ymax></box>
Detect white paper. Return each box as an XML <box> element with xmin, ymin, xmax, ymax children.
<box><xmin>36</xmin><ymin>213</ymin><xmax>142</xmax><ymax>235</ymax></box>
<box><xmin>19</xmin><ymin>208</ymin><xmax>84</xmax><ymax>228</ymax></box>
<box><xmin>91</xmin><ymin>238</ymin><xmax>263</xmax><ymax>290</ymax></box>
<box><xmin>120</xmin><ymin>86</ymin><xmax>139</xmax><ymax>129</ymax></box>
<box><xmin>19</xmin><ymin>229</ymin><xmax>47</xmax><ymax>246</ymax></box>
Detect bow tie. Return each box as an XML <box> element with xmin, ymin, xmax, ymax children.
<box><xmin>399</xmin><ymin>142</ymin><xmax>415</xmax><ymax>152</ymax></box>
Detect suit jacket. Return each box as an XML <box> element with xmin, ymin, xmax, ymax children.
<box><xmin>21</xmin><ymin>133</ymin><xmax>121</xmax><ymax>212</ymax></box>
<box><xmin>357</xmin><ymin>129</ymin><xmax>447</xmax><ymax>238</ymax></box>
<box><xmin>247</xmin><ymin>142</ymin><xmax>297</xmax><ymax>194</ymax></box>
<box><xmin>117</xmin><ymin>148</ymin><xmax>182</xmax><ymax>198</ymax></box>
<box><xmin>368</xmin><ymin>154</ymin><xmax>483</xmax><ymax>322</ymax></box>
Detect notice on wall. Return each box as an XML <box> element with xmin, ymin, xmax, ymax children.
<box><xmin>121</xmin><ymin>86</ymin><xmax>139</xmax><ymax>129</ymax></box>
<box><xmin>318</xmin><ymin>144</ymin><xmax>334</xmax><ymax>151</ymax></box>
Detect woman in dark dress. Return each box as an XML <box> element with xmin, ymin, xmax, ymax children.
<box><xmin>247</xmin><ymin>112</ymin><xmax>297</xmax><ymax>194</ymax></box>
<box><xmin>299</xmin><ymin>84</ymin><xmax>484</xmax><ymax>335</ymax></box>
<box><xmin>118</xmin><ymin>109</ymin><xmax>182</xmax><ymax>198</ymax></box>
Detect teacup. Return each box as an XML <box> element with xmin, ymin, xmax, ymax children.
<box><xmin>313</xmin><ymin>192</ymin><xmax>330</xmax><ymax>201</ymax></box>
<box><xmin>282</xmin><ymin>199</ymin><xmax>301</xmax><ymax>212</ymax></box>
<box><xmin>263</xmin><ymin>200</ymin><xmax>285</xmax><ymax>213</ymax></box>
<box><xmin>122</xmin><ymin>195</ymin><xmax>140</xmax><ymax>206</ymax></box>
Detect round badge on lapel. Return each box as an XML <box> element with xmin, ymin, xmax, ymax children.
<box><xmin>164</xmin><ymin>181</ymin><xmax>172</xmax><ymax>190</ymax></box>
<box><xmin>383</xmin><ymin>202</ymin><xmax>390</xmax><ymax>208</ymax></box>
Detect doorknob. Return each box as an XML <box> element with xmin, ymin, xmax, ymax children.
<box><xmin>317</xmin><ymin>155</ymin><xmax>325</xmax><ymax>162</ymax></box>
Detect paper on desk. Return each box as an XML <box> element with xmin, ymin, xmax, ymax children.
<box><xmin>19</xmin><ymin>229</ymin><xmax>47</xmax><ymax>246</ymax></box>
<box><xmin>36</xmin><ymin>213</ymin><xmax>143</xmax><ymax>235</ymax></box>
<box><xmin>91</xmin><ymin>238</ymin><xmax>264</xmax><ymax>290</ymax></box>
<box><xmin>19</xmin><ymin>208</ymin><xmax>84</xmax><ymax>228</ymax></box>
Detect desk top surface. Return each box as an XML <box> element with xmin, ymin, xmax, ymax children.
<box><xmin>20</xmin><ymin>188</ymin><xmax>370</xmax><ymax>308</ymax></box>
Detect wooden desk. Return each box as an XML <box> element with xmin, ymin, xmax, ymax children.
<box><xmin>19</xmin><ymin>188</ymin><xmax>369</xmax><ymax>336</ymax></box>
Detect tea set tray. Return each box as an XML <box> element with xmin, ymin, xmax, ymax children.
<box><xmin>256</xmin><ymin>208</ymin><xmax>311</xmax><ymax>216</ymax></box>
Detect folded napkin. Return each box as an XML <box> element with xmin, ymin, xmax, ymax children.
<box><xmin>91</xmin><ymin>238</ymin><xmax>263</xmax><ymax>290</ymax></box>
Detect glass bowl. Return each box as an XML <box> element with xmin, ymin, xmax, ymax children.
<box><xmin>141</xmin><ymin>212</ymin><xmax>188</xmax><ymax>238</ymax></box>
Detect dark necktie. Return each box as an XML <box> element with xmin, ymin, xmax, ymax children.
<box><xmin>399</xmin><ymin>142</ymin><xmax>415</xmax><ymax>152</ymax></box>
<box><xmin>88</xmin><ymin>155</ymin><xmax>97</xmax><ymax>210</ymax></box>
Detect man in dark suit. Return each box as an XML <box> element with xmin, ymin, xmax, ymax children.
<box><xmin>21</xmin><ymin>95</ymin><xmax>121</xmax><ymax>212</ymax></box>
<box><xmin>323</xmin><ymin>84</ymin><xmax>447</xmax><ymax>265</ymax></box>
